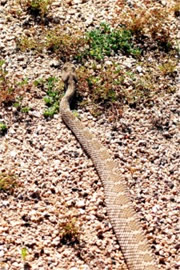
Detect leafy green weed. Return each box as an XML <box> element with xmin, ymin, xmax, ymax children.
<box><xmin>0</xmin><ymin>122</ymin><xmax>7</xmax><ymax>135</ymax></box>
<box><xmin>35</xmin><ymin>76</ymin><xmax>61</xmax><ymax>118</ymax></box>
<box><xmin>84</xmin><ymin>23</ymin><xmax>141</xmax><ymax>60</ymax></box>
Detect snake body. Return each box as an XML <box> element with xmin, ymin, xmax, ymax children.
<box><xmin>60</xmin><ymin>63</ymin><xmax>158</xmax><ymax>270</ymax></box>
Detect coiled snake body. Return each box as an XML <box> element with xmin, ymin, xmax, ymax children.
<box><xmin>60</xmin><ymin>63</ymin><xmax>158</xmax><ymax>270</ymax></box>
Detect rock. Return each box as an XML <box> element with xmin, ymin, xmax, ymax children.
<box><xmin>105</xmin><ymin>60</ymin><xmax>113</xmax><ymax>66</ymax></box>
<box><xmin>0</xmin><ymin>249</ymin><xmax>4</xmax><ymax>257</ymax></box>
<box><xmin>0</xmin><ymin>0</ymin><xmax>7</xmax><ymax>5</ymax></box>
<box><xmin>50</xmin><ymin>59</ymin><xmax>60</xmax><ymax>68</ymax></box>
<box><xmin>10</xmin><ymin>150</ymin><xmax>17</xmax><ymax>157</ymax></box>
<box><xmin>136</xmin><ymin>65</ymin><xmax>143</xmax><ymax>73</ymax></box>
<box><xmin>68</xmin><ymin>9</ymin><xmax>76</xmax><ymax>15</ymax></box>
<box><xmin>74</xmin><ymin>0</ymin><xmax>82</xmax><ymax>4</ymax></box>
<box><xmin>0</xmin><ymin>41</ymin><xmax>5</xmax><ymax>49</ymax></box>
<box><xmin>76</xmin><ymin>200</ymin><xmax>85</xmax><ymax>208</ymax></box>
<box><xmin>85</xmin><ymin>15</ymin><xmax>94</xmax><ymax>26</ymax></box>
<box><xmin>17</xmin><ymin>55</ymin><xmax>25</xmax><ymax>61</ymax></box>
<box><xmin>123</xmin><ymin>59</ymin><xmax>132</xmax><ymax>68</ymax></box>
<box><xmin>2</xmin><ymin>200</ymin><xmax>9</xmax><ymax>206</ymax></box>
<box><xmin>29</xmin><ymin>111</ymin><xmax>41</xmax><ymax>118</ymax></box>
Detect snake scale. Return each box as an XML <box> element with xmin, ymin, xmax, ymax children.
<box><xmin>60</xmin><ymin>63</ymin><xmax>158</xmax><ymax>270</ymax></box>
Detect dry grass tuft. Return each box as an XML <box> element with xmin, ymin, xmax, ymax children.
<box><xmin>0</xmin><ymin>172</ymin><xmax>19</xmax><ymax>194</ymax></box>
<box><xmin>114</xmin><ymin>0</ymin><xmax>178</xmax><ymax>48</ymax></box>
<box><xmin>0</xmin><ymin>60</ymin><xmax>30</xmax><ymax>105</ymax></box>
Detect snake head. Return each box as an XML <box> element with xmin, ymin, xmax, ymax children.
<box><xmin>61</xmin><ymin>62</ymin><xmax>77</xmax><ymax>83</ymax></box>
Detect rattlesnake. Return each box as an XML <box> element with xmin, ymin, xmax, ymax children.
<box><xmin>60</xmin><ymin>63</ymin><xmax>158</xmax><ymax>270</ymax></box>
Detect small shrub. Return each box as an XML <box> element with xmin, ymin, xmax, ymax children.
<box><xmin>35</xmin><ymin>76</ymin><xmax>62</xmax><ymax>118</ymax></box>
<box><xmin>84</xmin><ymin>23</ymin><xmax>141</xmax><ymax>60</ymax></box>
<box><xmin>0</xmin><ymin>60</ymin><xmax>29</xmax><ymax>105</ymax></box>
<box><xmin>21</xmin><ymin>106</ymin><xmax>30</xmax><ymax>113</ymax></box>
<box><xmin>0</xmin><ymin>122</ymin><xmax>7</xmax><ymax>131</ymax></box>
<box><xmin>16</xmin><ymin>35</ymin><xmax>37</xmax><ymax>52</ymax></box>
<box><xmin>59</xmin><ymin>217</ymin><xmax>79</xmax><ymax>245</ymax></box>
<box><xmin>77</xmin><ymin>65</ymin><xmax>119</xmax><ymax>104</ymax></box>
<box><xmin>19</xmin><ymin>0</ymin><xmax>54</xmax><ymax>18</ymax></box>
<box><xmin>33</xmin><ymin>77</ymin><xmax>45</xmax><ymax>88</ymax></box>
<box><xmin>77</xmin><ymin>57</ymin><xmax>178</xmax><ymax>117</ymax></box>
<box><xmin>44</xmin><ymin>28</ymin><xmax>85</xmax><ymax>58</ymax></box>
<box><xmin>0</xmin><ymin>60</ymin><xmax>13</xmax><ymax>103</ymax></box>
<box><xmin>16</xmin><ymin>24</ymin><xmax>140</xmax><ymax>61</ymax></box>
<box><xmin>16</xmin><ymin>27</ymin><xmax>86</xmax><ymax>60</ymax></box>
<box><xmin>0</xmin><ymin>172</ymin><xmax>18</xmax><ymax>193</ymax></box>
<box><xmin>159</xmin><ymin>59</ymin><xmax>177</xmax><ymax>75</ymax></box>
<box><xmin>43</xmin><ymin>77</ymin><xmax>59</xmax><ymax>117</ymax></box>
<box><xmin>77</xmin><ymin>65</ymin><xmax>124</xmax><ymax>118</ymax></box>
<box><xmin>0</xmin><ymin>122</ymin><xmax>7</xmax><ymax>135</ymax></box>
<box><xmin>114</xmin><ymin>0</ymin><xmax>177</xmax><ymax>48</ymax></box>
<box><xmin>13</xmin><ymin>95</ymin><xmax>31</xmax><ymax>113</ymax></box>
<box><xmin>77</xmin><ymin>64</ymin><xmax>124</xmax><ymax>103</ymax></box>
<box><xmin>125</xmin><ymin>76</ymin><xmax>153</xmax><ymax>106</ymax></box>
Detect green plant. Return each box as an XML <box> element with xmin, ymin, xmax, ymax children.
<box><xmin>59</xmin><ymin>217</ymin><xmax>79</xmax><ymax>245</ymax></box>
<box><xmin>43</xmin><ymin>105</ymin><xmax>58</xmax><ymax>117</ymax></box>
<box><xmin>0</xmin><ymin>122</ymin><xmax>7</xmax><ymax>134</ymax></box>
<box><xmin>0</xmin><ymin>60</ymin><xmax>13</xmax><ymax>103</ymax></box>
<box><xmin>0</xmin><ymin>172</ymin><xmax>18</xmax><ymax>193</ymax></box>
<box><xmin>19</xmin><ymin>0</ymin><xmax>54</xmax><ymax>18</ymax></box>
<box><xmin>43</xmin><ymin>77</ymin><xmax>59</xmax><ymax>117</ymax></box>
<box><xmin>34</xmin><ymin>77</ymin><xmax>45</xmax><ymax>87</ymax></box>
<box><xmin>21</xmin><ymin>247</ymin><xmax>28</xmax><ymax>261</ymax></box>
<box><xmin>20</xmin><ymin>106</ymin><xmax>30</xmax><ymax>113</ymax></box>
<box><xmin>16</xmin><ymin>23</ymin><xmax>140</xmax><ymax>61</ymax></box>
<box><xmin>84</xmin><ymin>23</ymin><xmax>141</xmax><ymax>60</ymax></box>
<box><xmin>13</xmin><ymin>96</ymin><xmax>30</xmax><ymax>113</ymax></box>
<box><xmin>0</xmin><ymin>60</ymin><xmax>29</xmax><ymax>104</ymax></box>
<box><xmin>159</xmin><ymin>60</ymin><xmax>177</xmax><ymax>75</ymax></box>
<box><xmin>125</xmin><ymin>77</ymin><xmax>153</xmax><ymax>106</ymax></box>
<box><xmin>35</xmin><ymin>76</ymin><xmax>61</xmax><ymax>118</ymax></box>
<box><xmin>0</xmin><ymin>59</ymin><xmax>7</xmax><ymax>77</ymax></box>
<box><xmin>16</xmin><ymin>27</ymin><xmax>86</xmax><ymax>60</ymax></box>
<box><xmin>44</xmin><ymin>28</ymin><xmax>86</xmax><ymax>60</ymax></box>
<box><xmin>87</xmin><ymin>76</ymin><xmax>117</xmax><ymax>103</ymax></box>
<box><xmin>77</xmin><ymin>65</ymin><xmax>124</xmax><ymax>119</ymax></box>
<box><xmin>77</xmin><ymin>65</ymin><xmax>120</xmax><ymax>104</ymax></box>
<box><xmin>16</xmin><ymin>35</ymin><xmax>37</xmax><ymax>52</ymax></box>
<box><xmin>77</xmin><ymin>56</ymin><xmax>178</xmax><ymax>117</ymax></box>
<box><xmin>72</xmin><ymin>110</ymin><xmax>80</xmax><ymax>118</ymax></box>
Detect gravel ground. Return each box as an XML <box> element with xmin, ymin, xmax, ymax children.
<box><xmin>0</xmin><ymin>0</ymin><xmax>179</xmax><ymax>270</ymax></box>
